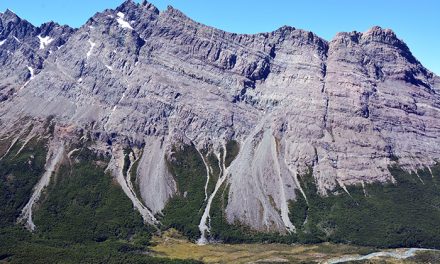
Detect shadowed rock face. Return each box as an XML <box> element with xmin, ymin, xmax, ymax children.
<box><xmin>0</xmin><ymin>9</ymin><xmax>75</xmax><ymax>101</ymax></box>
<box><xmin>1</xmin><ymin>0</ymin><xmax>439</xmax><ymax>233</ymax></box>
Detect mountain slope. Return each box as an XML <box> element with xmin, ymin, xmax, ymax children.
<box><xmin>1</xmin><ymin>0</ymin><xmax>440</xmax><ymax>249</ymax></box>
<box><xmin>0</xmin><ymin>9</ymin><xmax>74</xmax><ymax>101</ymax></box>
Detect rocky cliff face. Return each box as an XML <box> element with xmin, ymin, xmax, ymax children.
<box><xmin>0</xmin><ymin>9</ymin><xmax>74</xmax><ymax>101</ymax></box>
<box><xmin>1</xmin><ymin>0</ymin><xmax>439</xmax><ymax>238</ymax></box>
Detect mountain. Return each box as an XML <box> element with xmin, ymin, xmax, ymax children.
<box><xmin>1</xmin><ymin>0</ymin><xmax>440</xmax><ymax>254</ymax></box>
<box><xmin>0</xmin><ymin>9</ymin><xmax>74</xmax><ymax>102</ymax></box>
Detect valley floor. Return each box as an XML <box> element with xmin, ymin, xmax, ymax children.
<box><xmin>151</xmin><ymin>230</ymin><xmax>440</xmax><ymax>264</ymax></box>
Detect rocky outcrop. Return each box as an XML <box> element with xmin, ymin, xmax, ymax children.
<box><xmin>0</xmin><ymin>9</ymin><xmax>74</xmax><ymax>101</ymax></box>
<box><xmin>1</xmin><ymin>0</ymin><xmax>439</xmax><ymax>234</ymax></box>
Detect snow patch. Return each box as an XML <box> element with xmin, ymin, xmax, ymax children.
<box><xmin>105</xmin><ymin>65</ymin><xmax>113</xmax><ymax>71</ymax></box>
<box><xmin>27</xmin><ymin>66</ymin><xmax>35</xmax><ymax>80</ymax></box>
<box><xmin>17</xmin><ymin>66</ymin><xmax>35</xmax><ymax>91</ymax></box>
<box><xmin>86</xmin><ymin>40</ymin><xmax>95</xmax><ymax>59</ymax></box>
<box><xmin>0</xmin><ymin>39</ymin><xmax>6</xmax><ymax>46</ymax></box>
<box><xmin>116</xmin><ymin>12</ymin><xmax>133</xmax><ymax>30</ymax></box>
<box><xmin>37</xmin><ymin>35</ymin><xmax>54</xmax><ymax>49</ymax></box>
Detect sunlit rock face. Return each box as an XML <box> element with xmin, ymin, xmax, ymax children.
<box><xmin>1</xmin><ymin>0</ymin><xmax>439</xmax><ymax>233</ymax></box>
<box><xmin>0</xmin><ymin>9</ymin><xmax>74</xmax><ymax>101</ymax></box>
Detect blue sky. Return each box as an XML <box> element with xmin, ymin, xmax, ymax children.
<box><xmin>1</xmin><ymin>0</ymin><xmax>439</xmax><ymax>75</ymax></box>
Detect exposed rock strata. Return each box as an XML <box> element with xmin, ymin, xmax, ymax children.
<box><xmin>1</xmin><ymin>1</ymin><xmax>439</xmax><ymax>233</ymax></box>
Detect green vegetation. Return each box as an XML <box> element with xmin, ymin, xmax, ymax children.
<box><xmin>207</xmin><ymin>181</ymin><xmax>242</xmax><ymax>242</ymax></box>
<box><xmin>0</xmin><ymin>137</ymin><xmax>48</xmax><ymax>227</ymax></box>
<box><xmin>289</xmin><ymin>165</ymin><xmax>440</xmax><ymax>249</ymax></box>
<box><xmin>161</xmin><ymin>144</ymin><xmax>207</xmax><ymax>240</ymax></box>
<box><xmin>123</xmin><ymin>147</ymin><xmax>132</xmax><ymax>177</ymax></box>
<box><xmin>130</xmin><ymin>148</ymin><xmax>144</xmax><ymax>206</ymax></box>
<box><xmin>224</xmin><ymin>140</ymin><xmax>239</xmax><ymax>168</ymax></box>
<box><xmin>288</xmin><ymin>190</ymin><xmax>308</xmax><ymax>229</ymax></box>
<box><xmin>0</xmin><ymin>137</ymin><xmax>13</xmax><ymax>157</ymax></box>
<box><xmin>208</xmin><ymin>161</ymin><xmax>440</xmax><ymax>249</ymax></box>
<box><xmin>0</xmin><ymin>143</ymin><xmax>201</xmax><ymax>263</ymax></box>
<box><xmin>159</xmin><ymin>140</ymin><xmax>243</xmax><ymax>243</ymax></box>
<box><xmin>34</xmin><ymin>147</ymin><xmax>147</xmax><ymax>243</ymax></box>
<box><xmin>0</xmin><ymin>226</ymin><xmax>200</xmax><ymax>264</ymax></box>
<box><xmin>3</xmin><ymin>129</ymin><xmax>440</xmax><ymax>262</ymax></box>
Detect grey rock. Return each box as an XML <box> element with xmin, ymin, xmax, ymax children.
<box><xmin>0</xmin><ymin>9</ymin><xmax>75</xmax><ymax>101</ymax></box>
<box><xmin>1</xmin><ymin>1</ymin><xmax>439</xmax><ymax>233</ymax></box>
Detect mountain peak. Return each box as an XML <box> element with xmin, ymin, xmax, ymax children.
<box><xmin>116</xmin><ymin>0</ymin><xmax>138</xmax><ymax>12</ymax></box>
<box><xmin>274</xmin><ymin>25</ymin><xmax>296</xmax><ymax>33</ymax></box>
<box><xmin>140</xmin><ymin>0</ymin><xmax>159</xmax><ymax>13</ymax></box>
<box><xmin>1</xmin><ymin>8</ymin><xmax>19</xmax><ymax>21</ymax></box>
<box><xmin>365</xmin><ymin>25</ymin><xmax>395</xmax><ymax>36</ymax></box>
<box><xmin>40</xmin><ymin>21</ymin><xmax>61</xmax><ymax>29</ymax></box>
<box><xmin>332</xmin><ymin>26</ymin><xmax>410</xmax><ymax>52</ymax></box>
<box><xmin>4</xmin><ymin>9</ymin><xmax>16</xmax><ymax>16</ymax></box>
<box><xmin>0</xmin><ymin>10</ymin><xmax>37</xmax><ymax>41</ymax></box>
<box><xmin>113</xmin><ymin>0</ymin><xmax>159</xmax><ymax>23</ymax></box>
<box><xmin>38</xmin><ymin>21</ymin><xmax>75</xmax><ymax>38</ymax></box>
<box><xmin>164</xmin><ymin>5</ymin><xmax>188</xmax><ymax>19</ymax></box>
<box><xmin>362</xmin><ymin>25</ymin><xmax>399</xmax><ymax>43</ymax></box>
<box><xmin>363</xmin><ymin>25</ymin><xmax>416</xmax><ymax>63</ymax></box>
